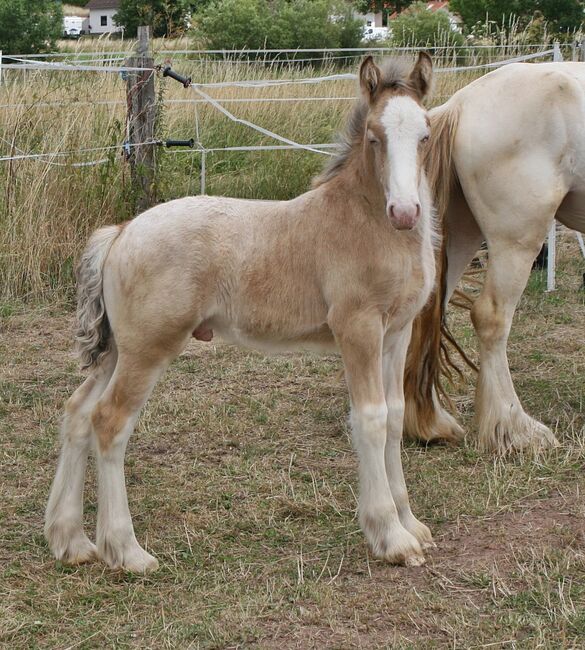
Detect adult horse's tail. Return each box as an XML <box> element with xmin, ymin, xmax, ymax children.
<box><xmin>76</xmin><ymin>225</ymin><xmax>122</xmax><ymax>370</ymax></box>
<box><xmin>404</xmin><ymin>104</ymin><xmax>466</xmax><ymax>444</ymax></box>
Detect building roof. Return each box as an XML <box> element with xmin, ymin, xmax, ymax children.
<box><xmin>427</xmin><ymin>1</ymin><xmax>450</xmax><ymax>12</ymax></box>
<box><xmin>63</xmin><ymin>4</ymin><xmax>89</xmax><ymax>17</ymax></box>
<box><xmin>85</xmin><ymin>0</ymin><xmax>120</xmax><ymax>9</ymax></box>
<box><xmin>389</xmin><ymin>1</ymin><xmax>452</xmax><ymax>20</ymax></box>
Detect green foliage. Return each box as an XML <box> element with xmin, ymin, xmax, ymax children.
<box><xmin>390</xmin><ymin>1</ymin><xmax>465</xmax><ymax>46</ymax></box>
<box><xmin>449</xmin><ymin>0</ymin><xmax>584</xmax><ymax>35</ymax></box>
<box><xmin>196</xmin><ymin>0</ymin><xmax>271</xmax><ymax>49</ymax></box>
<box><xmin>536</xmin><ymin>0</ymin><xmax>584</xmax><ymax>33</ymax></box>
<box><xmin>196</xmin><ymin>0</ymin><xmax>364</xmax><ymax>51</ymax></box>
<box><xmin>0</xmin><ymin>0</ymin><xmax>63</xmax><ymax>54</ymax></box>
<box><xmin>115</xmin><ymin>0</ymin><xmax>204</xmax><ymax>37</ymax></box>
<box><xmin>353</xmin><ymin>0</ymin><xmax>414</xmax><ymax>14</ymax></box>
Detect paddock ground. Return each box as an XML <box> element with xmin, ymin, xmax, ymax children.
<box><xmin>1</xmin><ymin>235</ymin><xmax>584</xmax><ymax>649</ymax></box>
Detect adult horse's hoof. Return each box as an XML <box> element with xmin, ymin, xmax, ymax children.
<box><xmin>404</xmin><ymin>401</ymin><xmax>465</xmax><ymax>445</ymax></box>
<box><xmin>478</xmin><ymin>408</ymin><xmax>559</xmax><ymax>454</ymax></box>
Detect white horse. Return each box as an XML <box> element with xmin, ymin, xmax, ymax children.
<box><xmin>45</xmin><ymin>54</ymin><xmax>438</xmax><ymax>572</ymax></box>
<box><xmin>405</xmin><ymin>61</ymin><xmax>585</xmax><ymax>453</ymax></box>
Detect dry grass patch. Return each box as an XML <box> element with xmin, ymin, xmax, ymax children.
<box><xmin>0</xmin><ymin>233</ymin><xmax>583</xmax><ymax>648</ymax></box>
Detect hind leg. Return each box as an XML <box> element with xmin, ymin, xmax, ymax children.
<box><xmin>405</xmin><ymin>187</ymin><xmax>483</xmax><ymax>444</ymax></box>
<box><xmin>91</xmin><ymin>351</ymin><xmax>172</xmax><ymax>572</ymax></box>
<box><xmin>471</xmin><ymin>243</ymin><xmax>560</xmax><ymax>452</ymax></box>
<box><xmin>464</xmin><ymin>161</ymin><xmax>565</xmax><ymax>452</ymax></box>
<box><xmin>45</xmin><ymin>350</ymin><xmax>117</xmax><ymax>564</ymax></box>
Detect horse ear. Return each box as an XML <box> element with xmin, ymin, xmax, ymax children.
<box><xmin>359</xmin><ymin>56</ymin><xmax>381</xmax><ymax>100</ymax></box>
<box><xmin>409</xmin><ymin>51</ymin><xmax>433</xmax><ymax>100</ymax></box>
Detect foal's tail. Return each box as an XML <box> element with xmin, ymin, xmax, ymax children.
<box><xmin>404</xmin><ymin>104</ymin><xmax>469</xmax><ymax>443</ymax></box>
<box><xmin>76</xmin><ymin>225</ymin><xmax>122</xmax><ymax>370</ymax></box>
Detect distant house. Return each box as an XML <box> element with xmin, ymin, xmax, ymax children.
<box><xmin>63</xmin><ymin>4</ymin><xmax>89</xmax><ymax>36</ymax></box>
<box><xmin>86</xmin><ymin>0</ymin><xmax>123</xmax><ymax>35</ymax></box>
<box><xmin>354</xmin><ymin>10</ymin><xmax>389</xmax><ymax>41</ymax></box>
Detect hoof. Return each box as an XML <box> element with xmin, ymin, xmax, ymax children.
<box><xmin>45</xmin><ymin>523</ymin><xmax>97</xmax><ymax>565</ymax></box>
<box><xmin>401</xmin><ymin>515</ymin><xmax>434</xmax><ymax>550</ymax></box>
<box><xmin>98</xmin><ymin>534</ymin><xmax>159</xmax><ymax>573</ymax></box>
<box><xmin>405</xmin><ymin>403</ymin><xmax>465</xmax><ymax>445</ymax></box>
<box><xmin>362</xmin><ymin>511</ymin><xmax>426</xmax><ymax>566</ymax></box>
<box><xmin>478</xmin><ymin>409</ymin><xmax>559</xmax><ymax>454</ymax></box>
<box><xmin>405</xmin><ymin>554</ymin><xmax>426</xmax><ymax>567</ymax></box>
<box><xmin>120</xmin><ymin>548</ymin><xmax>159</xmax><ymax>574</ymax></box>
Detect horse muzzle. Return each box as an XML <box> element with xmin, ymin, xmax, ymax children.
<box><xmin>387</xmin><ymin>201</ymin><xmax>420</xmax><ymax>231</ymax></box>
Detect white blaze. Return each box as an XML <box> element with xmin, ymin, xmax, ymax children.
<box><xmin>381</xmin><ymin>95</ymin><xmax>429</xmax><ymax>215</ymax></box>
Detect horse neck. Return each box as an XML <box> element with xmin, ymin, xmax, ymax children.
<box><xmin>324</xmin><ymin>145</ymin><xmax>386</xmax><ymax>216</ymax></box>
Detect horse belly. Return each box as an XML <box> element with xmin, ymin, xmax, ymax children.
<box><xmin>556</xmin><ymin>191</ymin><xmax>585</xmax><ymax>233</ymax></box>
<box><xmin>211</xmin><ymin>320</ymin><xmax>337</xmax><ymax>355</ymax></box>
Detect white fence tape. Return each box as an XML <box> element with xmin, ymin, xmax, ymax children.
<box><xmin>0</xmin><ymin>48</ymin><xmax>556</xmax><ymax>79</ymax></box>
<box><xmin>190</xmin><ymin>85</ymin><xmax>336</xmax><ymax>157</ymax></box>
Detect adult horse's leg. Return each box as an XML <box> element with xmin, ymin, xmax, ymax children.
<box><xmin>404</xmin><ymin>187</ymin><xmax>483</xmax><ymax>444</ymax></box>
<box><xmin>383</xmin><ymin>325</ymin><xmax>433</xmax><ymax>549</ymax></box>
<box><xmin>465</xmin><ymin>164</ymin><xmax>565</xmax><ymax>453</ymax></box>
<box><xmin>91</xmin><ymin>351</ymin><xmax>171</xmax><ymax>572</ymax></box>
<box><xmin>332</xmin><ymin>310</ymin><xmax>425</xmax><ymax>566</ymax></box>
<box><xmin>45</xmin><ymin>348</ymin><xmax>117</xmax><ymax>564</ymax></box>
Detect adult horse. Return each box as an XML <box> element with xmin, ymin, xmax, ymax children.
<box><xmin>45</xmin><ymin>53</ymin><xmax>438</xmax><ymax>572</ymax></box>
<box><xmin>405</xmin><ymin>61</ymin><xmax>585</xmax><ymax>454</ymax></box>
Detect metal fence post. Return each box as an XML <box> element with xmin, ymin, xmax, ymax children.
<box><xmin>545</xmin><ymin>42</ymin><xmax>563</xmax><ymax>291</ymax></box>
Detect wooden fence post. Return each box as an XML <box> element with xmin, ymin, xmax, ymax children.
<box><xmin>126</xmin><ymin>26</ymin><xmax>156</xmax><ymax>212</ymax></box>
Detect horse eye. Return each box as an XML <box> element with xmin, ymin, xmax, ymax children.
<box><xmin>366</xmin><ymin>129</ymin><xmax>380</xmax><ymax>145</ymax></box>
<box><xmin>421</xmin><ymin>135</ymin><xmax>430</xmax><ymax>144</ymax></box>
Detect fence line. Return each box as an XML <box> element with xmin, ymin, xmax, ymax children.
<box><xmin>7</xmin><ymin>44</ymin><xmax>559</xmax><ymax>60</ymax></box>
<box><xmin>0</xmin><ymin>47</ymin><xmax>558</xmax><ymax>169</ymax></box>
<box><xmin>0</xmin><ymin>48</ymin><xmax>555</xmax><ymax>79</ymax></box>
<box><xmin>2</xmin><ymin>44</ymin><xmax>583</xmax><ymax>291</ymax></box>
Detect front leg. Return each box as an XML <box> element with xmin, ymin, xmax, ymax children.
<box><xmin>383</xmin><ymin>326</ymin><xmax>434</xmax><ymax>549</ymax></box>
<box><xmin>331</xmin><ymin>308</ymin><xmax>425</xmax><ymax>566</ymax></box>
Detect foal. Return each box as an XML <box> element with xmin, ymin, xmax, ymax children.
<box><xmin>45</xmin><ymin>53</ymin><xmax>436</xmax><ymax>572</ymax></box>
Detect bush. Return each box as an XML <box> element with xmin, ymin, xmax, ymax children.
<box><xmin>115</xmin><ymin>0</ymin><xmax>193</xmax><ymax>38</ymax></box>
<box><xmin>391</xmin><ymin>1</ymin><xmax>465</xmax><ymax>47</ymax></box>
<box><xmin>0</xmin><ymin>0</ymin><xmax>63</xmax><ymax>54</ymax></box>
<box><xmin>195</xmin><ymin>0</ymin><xmax>364</xmax><ymax>52</ymax></box>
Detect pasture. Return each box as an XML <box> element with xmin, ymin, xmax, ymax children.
<box><xmin>1</xmin><ymin>42</ymin><xmax>584</xmax><ymax>648</ymax></box>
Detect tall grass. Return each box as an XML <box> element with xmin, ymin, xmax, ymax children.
<box><xmin>0</xmin><ymin>39</ymin><xmax>555</xmax><ymax>301</ymax></box>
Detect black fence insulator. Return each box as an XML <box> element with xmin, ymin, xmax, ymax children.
<box><xmin>164</xmin><ymin>139</ymin><xmax>195</xmax><ymax>148</ymax></box>
<box><xmin>162</xmin><ymin>65</ymin><xmax>192</xmax><ymax>88</ymax></box>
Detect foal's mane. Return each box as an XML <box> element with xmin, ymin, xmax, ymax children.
<box><xmin>313</xmin><ymin>58</ymin><xmax>419</xmax><ymax>188</ymax></box>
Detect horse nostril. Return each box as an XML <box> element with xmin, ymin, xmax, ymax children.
<box><xmin>415</xmin><ymin>203</ymin><xmax>421</xmax><ymax>218</ymax></box>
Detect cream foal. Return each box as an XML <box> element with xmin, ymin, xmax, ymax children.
<box><xmin>45</xmin><ymin>53</ymin><xmax>436</xmax><ymax>572</ymax></box>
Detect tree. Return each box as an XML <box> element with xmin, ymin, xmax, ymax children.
<box><xmin>0</xmin><ymin>0</ymin><xmax>62</xmax><ymax>54</ymax></box>
<box><xmin>196</xmin><ymin>0</ymin><xmax>364</xmax><ymax>52</ymax></box>
<box><xmin>353</xmin><ymin>1</ymin><xmax>415</xmax><ymax>14</ymax></box>
<box><xmin>449</xmin><ymin>0</ymin><xmax>584</xmax><ymax>34</ymax></box>
<box><xmin>196</xmin><ymin>0</ymin><xmax>271</xmax><ymax>49</ymax></box>
<box><xmin>391</xmin><ymin>1</ymin><xmax>465</xmax><ymax>46</ymax></box>
<box><xmin>536</xmin><ymin>0</ymin><xmax>584</xmax><ymax>33</ymax></box>
<box><xmin>115</xmin><ymin>0</ymin><xmax>199</xmax><ymax>38</ymax></box>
